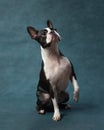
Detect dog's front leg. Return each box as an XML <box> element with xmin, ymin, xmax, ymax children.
<box><xmin>72</xmin><ymin>76</ymin><xmax>80</xmax><ymax>102</ymax></box>
<box><xmin>52</xmin><ymin>92</ymin><xmax>61</xmax><ymax>121</ymax></box>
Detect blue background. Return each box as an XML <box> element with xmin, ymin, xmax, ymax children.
<box><xmin>0</xmin><ymin>0</ymin><xmax>104</xmax><ymax>130</ymax></box>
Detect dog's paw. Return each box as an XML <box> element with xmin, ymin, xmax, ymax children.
<box><xmin>73</xmin><ymin>91</ymin><xmax>79</xmax><ymax>102</ymax></box>
<box><xmin>38</xmin><ymin>109</ymin><xmax>45</xmax><ymax>114</ymax></box>
<box><xmin>52</xmin><ymin>111</ymin><xmax>61</xmax><ymax>121</ymax></box>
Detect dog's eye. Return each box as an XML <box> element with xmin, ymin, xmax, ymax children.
<box><xmin>41</xmin><ymin>30</ymin><xmax>47</xmax><ymax>35</ymax></box>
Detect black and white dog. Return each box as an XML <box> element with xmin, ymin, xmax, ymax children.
<box><xmin>27</xmin><ymin>20</ymin><xmax>79</xmax><ymax>121</ymax></box>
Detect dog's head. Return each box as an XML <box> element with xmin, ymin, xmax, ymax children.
<box><xmin>27</xmin><ymin>20</ymin><xmax>61</xmax><ymax>48</ymax></box>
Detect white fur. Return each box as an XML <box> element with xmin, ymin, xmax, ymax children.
<box><xmin>45</xmin><ymin>28</ymin><xmax>52</xmax><ymax>44</ymax></box>
<box><xmin>39</xmin><ymin>109</ymin><xmax>45</xmax><ymax>114</ymax></box>
<box><xmin>46</xmin><ymin>33</ymin><xmax>52</xmax><ymax>43</ymax></box>
<box><xmin>72</xmin><ymin>76</ymin><xmax>79</xmax><ymax>102</ymax></box>
<box><xmin>45</xmin><ymin>28</ymin><xmax>61</xmax><ymax>44</ymax></box>
<box><xmin>45</xmin><ymin>27</ymin><xmax>51</xmax><ymax>33</ymax></box>
<box><xmin>54</xmin><ymin>30</ymin><xmax>61</xmax><ymax>40</ymax></box>
<box><xmin>52</xmin><ymin>98</ymin><xmax>61</xmax><ymax>121</ymax></box>
<box><xmin>41</xmin><ymin>47</ymin><xmax>72</xmax><ymax>91</ymax></box>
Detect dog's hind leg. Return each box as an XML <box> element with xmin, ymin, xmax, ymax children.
<box><xmin>58</xmin><ymin>91</ymin><xmax>71</xmax><ymax>109</ymax></box>
<box><xmin>36</xmin><ymin>91</ymin><xmax>51</xmax><ymax>114</ymax></box>
<box><xmin>58</xmin><ymin>91</ymin><xmax>69</xmax><ymax>104</ymax></box>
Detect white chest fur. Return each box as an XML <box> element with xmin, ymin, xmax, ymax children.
<box><xmin>41</xmin><ymin>47</ymin><xmax>72</xmax><ymax>91</ymax></box>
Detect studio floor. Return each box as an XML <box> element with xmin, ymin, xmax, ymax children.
<box><xmin>0</xmin><ymin>0</ymin><xmax>104</xmax><ymax>130</ymax></box>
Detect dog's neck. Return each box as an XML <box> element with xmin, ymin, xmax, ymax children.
<box><xmin>40</xmin><ymin>41</ymin><xmax>60</xmax><ymax>63</ymax></box>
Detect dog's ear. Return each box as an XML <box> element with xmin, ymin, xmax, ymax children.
<box><xmin>27</xmin><ymin>26</ymin><xmax>38</xmax><ymax>39</ymax></box>
<box><xmin>47</xmin><ymin>20</ymin><xmax>53</xmax><ymax>29</ymax></box>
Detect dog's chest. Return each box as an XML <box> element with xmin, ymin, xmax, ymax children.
<box><xmin>43</xmin><ymin>56</ymin><xmax>71</xmax><ymax>90</ymax></box>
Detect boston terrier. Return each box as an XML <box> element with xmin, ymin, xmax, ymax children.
<box><xmin>27</xmin><ymin>20</ymin><xmax>80</xmax><ymax>121</ymax></box>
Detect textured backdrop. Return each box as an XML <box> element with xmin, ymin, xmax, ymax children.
<box><xmin>0</xmin><ymin>0</ymin><xmax>104</xmax><ymax>130</ymax></box>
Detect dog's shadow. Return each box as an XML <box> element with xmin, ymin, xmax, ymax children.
<box><xmin>61</xmin><ymin>102</ymin><xmax>99</xmax><ymax>118</ymax></box>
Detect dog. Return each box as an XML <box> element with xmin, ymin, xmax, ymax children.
<box><xmin>27</xmin><ymin>20</ymin><xmax>79</xmax><ymax>121</ymax></box>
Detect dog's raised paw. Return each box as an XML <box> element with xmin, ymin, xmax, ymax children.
<box><xmin>73</xmin><ymin>91</ymin><xmax>79</xmax><ymax>102</ymax></box>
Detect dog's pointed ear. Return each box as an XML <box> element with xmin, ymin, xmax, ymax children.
<box><xmin>47</xmin><ymin>20</ymin><xmax>53</xmax><ymax>29</ymax></box>
<box><xmin>27</xmin><ymin>26</ymin><xmax>38</xmax><ymax>39</ymax></box>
